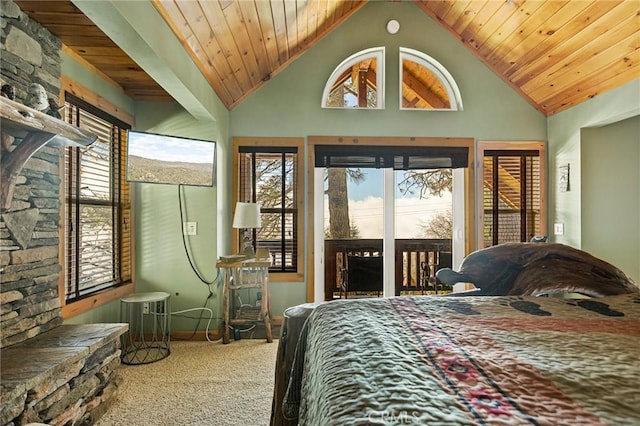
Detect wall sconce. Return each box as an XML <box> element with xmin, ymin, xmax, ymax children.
<box><xmin>232</xmin><ymin>202</ymin><xmax>261</xmax><ymax>258</ymax></box>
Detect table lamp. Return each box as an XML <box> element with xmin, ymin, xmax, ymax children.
<box><xmin>232</xmin><ymin>202</ymin><xmax>261</xmax><ymax>258</ymax></box>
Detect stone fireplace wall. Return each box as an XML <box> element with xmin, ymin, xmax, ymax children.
<box><xmin>1</xmin><ymin>0</ymin><xmax>65</xmax><ymax>348</ymax></box>
<box><xmin>1</xmin><ymin>5</ymin><xmax>129</xmax><ymax>424</ymax></box>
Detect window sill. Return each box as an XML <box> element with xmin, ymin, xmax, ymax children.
<box><xmin>61</xmin><ymin>282</ymin><xmax>135</xmax><ymax>319</ymax></box>
<box><xmin>269</xmin><ymin>272</ymin><xmax>304</xmax><ymax>283</ymax></box>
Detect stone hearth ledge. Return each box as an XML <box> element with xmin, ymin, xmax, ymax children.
<box><xmin>0</xmin><ymin>323</ymin><xmax>128</xmax><ymax>425</ymax></box>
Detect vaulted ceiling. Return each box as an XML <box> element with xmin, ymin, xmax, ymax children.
<box><xmin>14</xmin><ymin>0</ymin><xmax>640</xmax><ymax>116</ymax></box>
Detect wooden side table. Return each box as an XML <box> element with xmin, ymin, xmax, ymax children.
<box><xmin>217</xmin><ymin>258</ymin><xmax>273</xmax><ymax>344</ymax></box>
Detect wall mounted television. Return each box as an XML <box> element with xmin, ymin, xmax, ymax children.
<box><xmin>126</xmin><ymin>130</ymin><xmax>216</xmax><ymax>187</ymax></box>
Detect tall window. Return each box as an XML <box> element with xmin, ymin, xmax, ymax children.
<box><xmin>238</xmin><ymin>147</ymin><xmax>298</xmax><ymax>273</ymax></box>
<box><xmin>478</xmin><ymin>141</ymin><xmax>547</xmax><ymax>248</ymax></box>
<box><xmin>234</xmin><ymin>138</ymin><xmax>303</xmax><ymax>278</ymax></box>
<box><xmin>63</xmin><ymin>94</ymin><xmax>132</xmax><ymax>302</ymax></box>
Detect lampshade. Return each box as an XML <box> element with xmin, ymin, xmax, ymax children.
<box><xmin>232</xmin><ymin>202</ymin><xmax>261</xmax><ymax>229</ymax></box>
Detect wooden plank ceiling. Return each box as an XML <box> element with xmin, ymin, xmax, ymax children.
<box><xmin>13</xmin><ymin>0</ymin><xmax>172</xmax><ymax>101</ymax></box>
<box><xmin>416</xmin><ymin>0</ymin><xmax>639</xmax><ymax>116</ymax></box>
<box><xmin>14</xmin><ymin>0</ymin><xmax>640</xmax><ymax>116</ymax></box>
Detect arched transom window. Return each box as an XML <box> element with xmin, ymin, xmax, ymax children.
<box><xmin>400</xmin><ymin>47</ymin><xmax>463</xmax><ymax>111</ymax></box>
<box><xmin>321</xmin><ymin>47</ymin><xmax>384</xmax><ymax>109</ymax></box>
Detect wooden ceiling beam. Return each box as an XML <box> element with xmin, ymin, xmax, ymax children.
<box><xmin>331</xmin><ymin>69</ymin><xmax>352</xmax><ymax>93</ymax></box>
<box><xmin>402</xmin><ymin>69</ymin><xmax>448</xmax><ymax>109</ymax></box>
<box><xmin>357</xmin><ymin>69</ymin><xmax>367</xmax><ymax>107</ymax></box>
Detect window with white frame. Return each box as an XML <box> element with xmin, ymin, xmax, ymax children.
<box><xmin>322</xmin><ymin>47</ymin><xmax>462</xmax><ymax>111</ymax></box>
<box><xmin>399</xmin><ymin>47</ymin><xmax>463</xmax><ymax>111</ymax></box>
<box><xmin>321</xmin><ymin>47</ymin><xmax>385</xmax><ymax>109</ymax></box>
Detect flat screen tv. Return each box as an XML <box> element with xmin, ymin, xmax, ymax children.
<box><xmin>126</xmin><ymin>130</ymin><xmax>216</xmax><ymax>186</ymax></box>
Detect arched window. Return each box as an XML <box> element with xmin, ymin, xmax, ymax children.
<box><xmin>400</xmin><ymin>47</ymin><xmax>463</xmax><ymax>111</ymax></box>
<box><xmin>321</xmin><ymin>47</ymin><xmax>384</xmax><ymax>109</ymax></box>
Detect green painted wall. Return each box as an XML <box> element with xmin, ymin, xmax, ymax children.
<box><xmin>547</xmin><ymin>78</ymin><xmax>640</xmax><ymax>250</ymax></box>
<box><xmin>231</xmin><ymin>2</ymin><xmax>545</xmax><ymax>139</ymax></box>
<box><xmin>132</xmin><ymin>102</ymin><xmax>222</xmax><ymax>332</ymax></box>
<box><xmin>581</xmin><ymin>116</ymin><xmax>640</xmax><ymax>283</ymax></box>
<box><xmin>60</xmin><ymin>2</ymin><xmax>230</xmax><ymax>329</ymax></box>
<box><xmin>231</xmin><ymin>1</ymin><xmax>547</xmax><ymax>317</ymax></box>
<box><xmin>65</xmin><ymin>1</ymin><xmax>640</xmax><ymax>331</ymax></box>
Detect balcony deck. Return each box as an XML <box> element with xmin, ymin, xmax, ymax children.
<box><xmin>324</xmin><ymin>238</ymin><xmax>452</xmax><ymax>300</ymax></box>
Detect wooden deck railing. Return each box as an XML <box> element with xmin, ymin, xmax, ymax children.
<box><xmin>324</xmin><ymin>239</ymin><xmax>452</xmax><ymax>300</ymax></box>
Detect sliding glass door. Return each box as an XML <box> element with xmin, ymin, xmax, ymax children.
<box><xmin>314</xmin><ymin>143</ymin><xmax>467</xmax><ymax>300</ymax></box>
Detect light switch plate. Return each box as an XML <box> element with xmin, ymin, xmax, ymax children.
<box><xmin>554</xmin><ymin>223</ymin><xmax>564</xmax><ymax>235</ymax></box>
<box><xmin>183</xmin><ymin>221</ymin><xmax>197</xmax><ymax>235</ymax></box>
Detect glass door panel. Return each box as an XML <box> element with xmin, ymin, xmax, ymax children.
<box><xmin>395</xmin><ymin>169</ymin><xmax>453</xmax><ymax>294</ymax></box>
<box><xmin>324</xmin><ymin>167</ymin><xmax>384</xmax><ymax>239</ymax></box>
<box><xmin>313</xmin><ymin>142</ymin><xmax>472</xmax><ymax>302</ymax></box>
<box><xmin>323</xmin><ymin>168</ymin><xmax>384</xmax><ymax>299</ymax></box>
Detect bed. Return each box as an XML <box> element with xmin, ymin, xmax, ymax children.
<box><xmin>280</xmin><ymin>293</ymin><xmax>640</xmax><ymax>425</ymax></box>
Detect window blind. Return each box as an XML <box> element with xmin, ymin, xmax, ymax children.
<box><xmin>483</xmin><ymin>150</ymin><xmax>541</xmax><ymax>246</ymax></box>
<box><xmin>64</xmin><ymin>95</ymin><xmax>131</xmax><ymax>302</ymax></box>
<box><xmin>238</xmin><ymin>147</ymin><xmax>298</xmax><ymax>273</ymax></box>
<box><xmin>314</xmin><ymin>145</ymin><xmax>468</xmax><ymax>169</ymax></box>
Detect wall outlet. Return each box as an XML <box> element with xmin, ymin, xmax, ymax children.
<box><xmin>554</xmin><ymin>223</ymin><xmax>564</xmax><ymax>235</ymax></box>
<box><xmin>183</xmin><ymin>221</ymin><xmax>197</xmax><ymax>235</ymax></box>
<box><xmin>142</xmin><ymin>302</ymin><xmax>150</xmax><ymax>314</ymax></box>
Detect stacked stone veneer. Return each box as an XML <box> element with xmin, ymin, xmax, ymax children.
<box><xmin>1</xmin><ymin>324</ymin><xmax>128</xmax><ymax>426</ymax></box>
<box><xmin>1</xmin><ymin>2</ymin><xmax>127</xmax><ymax>425</ymax></box>
<box><xmin>1</xmin><ymin>0</ymin><xmax>64</xmax><ymax>348</ymax></box>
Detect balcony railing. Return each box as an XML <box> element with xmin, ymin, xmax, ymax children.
<box><xmin>256</xmin><ymin>239</ymin><xmax>296</xmax><ymax>272</ymax></box>
<box><xmin>324</xmin><ymin>238</ymin><xmax>452</xmax><ymax>300</ymax></box>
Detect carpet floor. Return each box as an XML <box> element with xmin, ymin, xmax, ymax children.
<box><xmin>96</xmin><ymin>339</ymin><xmax>278</xmax><ymax>426</ymax></box>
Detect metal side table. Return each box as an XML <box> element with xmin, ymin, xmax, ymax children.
<box><xmin>120</xmin><ymin>291</ymin><xmax>171</xmax><ymax>365</ymax></box>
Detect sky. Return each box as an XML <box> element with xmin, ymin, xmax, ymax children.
<box><xmin>324</xmin><ymin>169</ymin><xmax>453</xmax><ymax>239</ymax></box>
<box><xmin>349</xmin><ymin>195</ymin><xmax>452</xmax><ymax>238</ymax></box>
<box><xmin>128</xmin><ymin>131</ymin><xmax>215</xmax><ymax>164</ymax></box>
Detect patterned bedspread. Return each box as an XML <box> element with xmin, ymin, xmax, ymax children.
<box><xmin>283</xmin><ymin>294</ymin><xmax>640</xmax><ymax>425</ymax></box>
